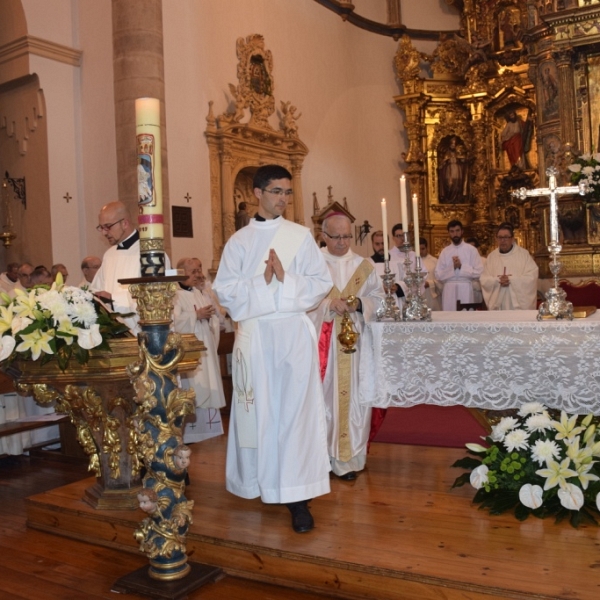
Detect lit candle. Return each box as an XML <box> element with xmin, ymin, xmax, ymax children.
<box><xmin>135</xmin><ymin>97</ymin><xmax>165</xmax><ymax>276</ymax></box>
<box><xmin>412</xmin><ymin>193</ymin><xmax>420</xmax><ymax>257</ymax></box>
<box><xmin>381</xmin><ymin>198</ymin><xmax>389</xmax><ymax>259</ymax></box>
<box><xmin>399</xmin><ymin>176</ymin><xmax>408</xmax><ymax>233</ymax></box>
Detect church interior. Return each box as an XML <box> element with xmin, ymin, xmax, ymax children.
<box><xmin>2</xmin><ymin>1</ymin><xmax>600</xmax><ymax>599</ymax></box>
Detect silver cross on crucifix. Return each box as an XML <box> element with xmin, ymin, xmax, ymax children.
<box><xmin>512</xmin><ymin>166</ymin><xmax>588</xmax><ymax>254</ymax></box>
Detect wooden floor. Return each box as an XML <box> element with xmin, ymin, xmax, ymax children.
<box><xmin>0</xmin><ymin>453</ymin><xmax>336</xmax><ymax>600</ymax></box>
<box><xmin>18</xmin><ymin>433</ymin><xmax>600</xmax><ymax>600</ymax></box>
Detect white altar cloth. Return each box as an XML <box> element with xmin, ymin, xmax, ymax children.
<box><xmin>359</xmin><ymin>310</ymin><xmax>600</xmax><ymax>414</ymax></box>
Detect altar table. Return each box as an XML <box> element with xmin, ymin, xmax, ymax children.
<box><xmin>358</xmin><ymin>310</ymin><xmax>600</xmax><ymax>414</ymax></box>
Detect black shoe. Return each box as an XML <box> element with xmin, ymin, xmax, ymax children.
<box><xmin>337</xmin><ymin>471</ymin><xmax>357</xmax><ymax>481</ymax></box>
<box><xmin>286</xmin><ymin>501</ymin><xmax>314</xmax><ymax>533</ymax></box>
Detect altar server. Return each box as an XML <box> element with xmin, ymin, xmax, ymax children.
<box><xmin>310</xmin><ymin>214</ymin><xmax>384</xmax><ymax>481</ymax></box>
<box><xmin>481</xmin><ymin>222</ymin><xmax>539</xmax><ymax>310</ymax></box>
<box><xmin>213</xmin><ymin>164</ymin><xmax>333</xmax><ymax>533</ymax></box>
<box><xmin>435</xmin><ymin>220</ymin><xmax>484</xmax><ymax>310</ymax></box>
<box><xmin>173</xmin><ymin>257</ymin><xmax>225</xmax><ymax>443</ymax></box>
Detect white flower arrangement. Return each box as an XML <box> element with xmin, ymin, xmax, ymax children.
<box><xmin>0</xmin><ymin>275</ymin><xmax>128</xmax><ymax>370</ymax></box>
<box><xmin>567</xmin><ymin>153</ymin><xmax>600</xmax><ymax>201</ymax></box>
<box><xmin>453</xmin><ymin>403</ymin><xmax>600</xmax><ymax>527</ymax></box>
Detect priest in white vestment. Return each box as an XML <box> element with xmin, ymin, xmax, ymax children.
<box><xmin>419</xmin><ymin>238</ymin><xmax>442</xmax><ymax>311</ymax></box>
<box><xmin>173</xmin><ymin>257</ymin><xmax>225</xmax><ymax>444</ymax></box>
<box><xmin>435</xmin><ymin>220</ymin><xmax>484</xmax><ymax>310</ymax></box>
<box><xmin>213</xmin><ymin>165</ymin><xmax>333</xmax><ymax>534</ymax></box>
<box><xmin>481</xmin><ymin>222</ymin><xmax>539</xmax><ymax>310</ymax></box>
<box><xmin>0</xmin><ymin>263</ymin><xmax>19</xmax><ymax>294</ymax></box>
<box><xmin>90</xmin><ymin>201</ymin><xmax>169</xmax><ymax>334</ymax></box>
<box><xmin>310</xmin><ymin>214</ymin><xmax>384</xmax><ymax>480</ymax></box>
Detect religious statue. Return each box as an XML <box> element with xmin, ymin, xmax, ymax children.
<box><xmin>500</xmin><ymin>108</ymin><xmax>533</xmax><ymax>170</ymax></box>
<box><xmin>281</xmin><ymin>100</ymin><xmax>301</xmax><ymax>138</ymax></box>
<box><xmin>437</xmin><ymin>135</ymin><xmax>468</xmax><ymax>204</ymax></box>
<box><xmin>540</xmin><ymin>64</ymin><xmax>559</xmax><ymax>121</ymax></box>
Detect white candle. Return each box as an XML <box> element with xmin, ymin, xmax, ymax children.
<box><xmin>399</xmin><ymin>176</ymin><xmax>408</xmax><ymax>232</ymax></box>
<box><xmin>412</xmin><ymin>193</ymin><xmax>420</xmax><ymax>257</ymax></box>
<box><xmin>381</xmin><ymin>198</ymin><xmax>389</xmax><ymax>259</ymax></box>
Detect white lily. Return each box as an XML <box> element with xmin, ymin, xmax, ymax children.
<box><xmin>15</xmin><ymin>329</ymin><xmax>54</xmax><ymax>360</ymax></box>
<box><xmin>536</xmin><ymin>457</ymin><xmax>578</xmax><ymax>491</ymax></box>
<box><xmin>13</xmin><ymin>289</ymin><xmax>39</xmax><ymax>320</ymax></box>
<box><xmin>553</xmin><ymin>411</ymin><xmax>585</xmax><ymax>441</ymax></box>
<box><xmin>0</xmin><ymin>304</ymin><xmax>14</xmax><ymax>335</ymax></box>
<box><xmin>576</xmin><ymin>463</ymin><xmax>599</xmax><ymax>490</ymax></box>
<box><xmin>11</xmin><ymin>315</ymin><xmax>33</xmax><ymax>335</ymax></box>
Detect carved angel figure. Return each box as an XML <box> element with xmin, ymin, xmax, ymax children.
<box><xmin>280</xmin><ymin>101</ymin><xmax>301</xmax><ymax>138</ymax></box>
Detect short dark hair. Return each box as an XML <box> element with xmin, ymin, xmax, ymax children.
<box><xmin>497</xmin><ymin>222</ymin><xmax>514</xmax><ymax>237</ymax></box>
<box><xmin>391</xmin><ymin>223</ymin><xmax>403</xmax><ymax>236</ymax></box>
<box><xmin>253</xmin><ymin>165</ymin><xmax>292</xmax><ymax>190</ymax></box>
<box><xmin>419</xmin><ymin>237</ymin><xmax>428</xmax><ymax>247</ymax></box>
<box><xmin>371</xmin><ymin>229</ymin><xmax>384</xmax><ymax>242</ymax></box>
<box><xmin>447</xmin><ymin>219</ymin><xmax>463</xmax><ymax>230</ymax></box>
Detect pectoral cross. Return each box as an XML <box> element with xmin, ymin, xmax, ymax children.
<box><xmin>512</xmin><ymin>166</ymin><xmax>587</xmax><ymax>253</ymax></box>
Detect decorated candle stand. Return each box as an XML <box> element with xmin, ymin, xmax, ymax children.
<box><xmin>512</xmin><ymin>166</ymin><xmax>588</xmax><ymax>321</ymax></box>
<box><xmin>376</xmin><ymin>196</ymin><xmax>402</xmax><ymax>321</ymax></box>
<box><xmin>112</xmin><ymin>98</ymin><xmax>222</xmax><ymax>598</ymax></box>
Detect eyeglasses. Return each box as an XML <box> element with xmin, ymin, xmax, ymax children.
<box><xmin>496</xmin><ymin>235</ymin><xmax>513</xmax><ymax>240</ymax></box>
<box><xmin>96</xmin><ymin>219</ymin><xmax>124</xmax><ymax>232</ymax></box>
<box><xmin>323</xmin><ymin>232</ymin><xmax>353</xmax><ymax>241</ymax></box>
<box><xmin>393</xmin><ymin>233</ymin><xmax>404</xmax><ymax>238</ymax></box>
<box><xmin>263</xmin><ymin>188</ymin><xmax>293</xmax><ymax>197</ymax></box>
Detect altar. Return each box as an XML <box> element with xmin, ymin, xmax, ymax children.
<box><xmin>359</xmin><ymin>311</ymin><xmax>600</xmax><ymax>415</ymax></box>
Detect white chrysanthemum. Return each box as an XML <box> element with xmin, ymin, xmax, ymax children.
<box><xmin>490</xmin><ymin>416</ymin><xmax>519</xmax><ymax>442</ymax></box>
<box><xmin>37</xmin><ymin>290</ymin><xmax>69</xmax><ymax>323</ymax></box>
<box><xmin>68</xmin><ymin>300</ymin><xmax>97</xmax><ymax>328</ymax></box>
<box><xmin>531</xmin><ymin>439</ymin><xmax>561</xmax><ymax>466</ymax></box>
<box><xmin>503</xmin><ymin>428</ymin><xmax>529</xmax><ymax>452</ymax></box>
<box><xmin>518</xmin><ymin>402</ymin><xmax>546</xmax><ymax>417</ymax></box>
<box><xmin>525</xmin><ymin>413</ymin><xmax>553</xmax><ymax>433</ymax></box>
<box><xmin>583</xmin><ymin>166</ymin><xmax>595</xmax><ymax>176</ymax></box>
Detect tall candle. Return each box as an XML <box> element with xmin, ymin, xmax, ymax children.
<box><xmin>412</xmin><ymin>193</ymin><xmax>420</xmax><ymax>257</ymax></box>
<box><xmin>381</xmin><ymin>198</ymin><xmax>389</xmax><ymax>259</ymax></box>
<box><xmin>135</xmin><ymin>97</ymin><xmax>165</xmax><ymax>276</ymax></box>
<box><xmin>399</xmin><ymin>175</ymin><xmax>408</xmax><ymax>232</ymax></box>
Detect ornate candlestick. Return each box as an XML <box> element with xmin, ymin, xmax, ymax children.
<box><xmin>376</xmin><ymin>260</ymin><xmax>402</xmax><ymax>321</ymax></box>
<box><xmin>402</xmin><ymin>256</ymin><xmax>432</xmax><ymax>322</ymax></box>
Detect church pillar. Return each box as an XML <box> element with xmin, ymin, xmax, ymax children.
<box><xmin>290</xmin><ymin>158</ymin><xmax>305</xmax><ymax>225</ymax></box>
<box><xmin>220</xmin><ymin>149</ymin><xmax>235</xmax><ymax>244</ymax></box>
<box><xmin>111</xmin><ymin>0</ymin><xmax>171</xmax><ymax>251</ymax></box>
<box><xmin>555</xmin><ymin>49</ymin><xmax>577</xmax><ymax>150</ymax></box>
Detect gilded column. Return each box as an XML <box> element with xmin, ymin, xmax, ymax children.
<box><xmin>291</xmin><ymin>158</ymin><xmax>305</xmax><ymax>225</ymax></box>
<box><xmin>112</xmin><ymin>0</ymin><xmax>171</xmax><ymax>252</ymax></box>
<box><xmin>220</xmin><ymin>148</ymin><xmax>235</xmax><ymax>244</ymax></box>
<box><xmin>555</xmin><ymin>49</ymin><xmax>577</xmax><ymax>150</ymax></box>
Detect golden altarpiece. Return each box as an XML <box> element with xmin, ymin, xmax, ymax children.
<box><xmin>205</xmin><ymin>34</ymin><xmax>308</xmax><ymax>274</ymax></box>
<box><xmin>395</xmin><ymin>0</ymin><xmax>600</xmax><ymax>279</ymax></box>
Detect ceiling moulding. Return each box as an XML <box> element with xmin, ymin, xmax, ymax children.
<box><xmin>0</xmin><ymin>35</ymin><xmax>82</xmax><ymax>67</ymax></box>
<box><xmin>312</xmin><ymin>0</ymin><xmax>459</xmax><ymax>41</ymax></box>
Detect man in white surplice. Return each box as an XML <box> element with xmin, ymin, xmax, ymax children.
<box><xmin>213</xmin><ymin>165</ymin><xmax>333</xmax><ymax>534</ymax></box>
<box><xmin>173</xmin><ymin>257</ymin><xmax>225</xmax><ymax>443</ymax></box>
<box><xmin>310</xmin><ymin>214</ymin><xmax>384</xmax><ymax>481</ymax></box>
<box><xmin>481</xmin><ymin>222</ymin><xmax>539</xmax><ymax>310</ymax></box>
<box><xmin>435</xmin><ymin>219</ymin><xmax>484</xmax><ymax>310</ymax></box>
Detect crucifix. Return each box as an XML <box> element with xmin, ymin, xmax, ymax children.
<box><xmin>512</xmin><ymin>166</ymin><xmax>588</xmax><ymax>320</ymax></box>
<box><xmin>63</xmin><ymin>192</ymin><xmax>72</xmax><ymax>204</ymax></box>
<box><xmin>184</xmin><ymin>192</ymin><xmax>192</xmax><ymax>203</ymax></box>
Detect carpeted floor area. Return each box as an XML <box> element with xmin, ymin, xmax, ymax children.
<box><xmin>372</xmin><ymin>405</ymin><xmax>488</xmax><ymax>448</ymax></box>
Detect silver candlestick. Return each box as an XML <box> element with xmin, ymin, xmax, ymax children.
<box><xmin>376</xmin><ymin>259</ymin><xmax>402</xmax><ymax>321</ymax></box>
<box><xmin>402</xmin><ymin>255</ymin><xmax>432</xmax><ymax>322</ymax></box>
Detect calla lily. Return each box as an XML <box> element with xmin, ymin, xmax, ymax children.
<box><xmin>553</xmin><ymin>411</ymin><xmax>585</xmax><ymax>441</ymax></box>
<box><xmin>536</xmin><ymin>458</ymin><xmax>578</xmax><ymax>490</ymax></box>
<box><xmin>77</xmin><ymin>324</ymin><xmax>102</xmax><ymax>350</ymax></box>
<box><xmin>597</xmin><ymin>492</ymin><xmax>600</xmax><ymax>512</ymax></box>
<box><xmin>0</xmin><ymin>304</ymin><xmax>14</xmax><ymax>335</ymax></box>
<box><xmin>558</xmin><ymin>483</ymin><xmax>584</xmax><ymax>510</ymax></box>
<box><xmin>469</xmin><ymin>464</ymin><xmax>489</xmax><ymax>489</ymax></box>
<box><xmin>465</xmin><ymin>443</ymin><xmax>487</xmax><ymax>453</ymax></box>
<box><xmin>519</xmin><ymin>484</ymin><xmax>543</xmax><ymax>509</ymax></box>
<box><xmin>0</xmin><ymin>335</ymin><xmax>16</xmax><ymax>361</ymax></box>
<box><xmin>15</xmin><ymin>329</ymin><xmax>54</xmax><ymax>360</ymax></box>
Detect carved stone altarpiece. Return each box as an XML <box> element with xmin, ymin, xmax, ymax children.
<box><xmin>205</xmin><ymin>34</ymin><xmax>308</xmax><ymax>273</ymax></box>
<box><xmin>395</xmin><ymin>0</ymin><xmax>600</xmax><ymax>278</ymax></box>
